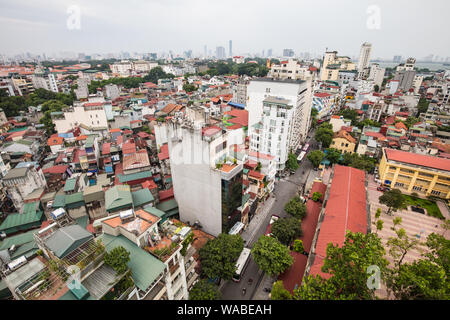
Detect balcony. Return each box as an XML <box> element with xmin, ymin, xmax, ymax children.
<box><xmin>169</xmin><ymin>262</ymin><xmax>180</xmax><ymax>276</ymax></box>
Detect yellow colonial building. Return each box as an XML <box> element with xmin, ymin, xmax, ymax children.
<box><xmin>379</xmin><ymin>148</ymin><xmax>450</xmax><ymax>200</ymax></box>
<box><xmin>330</xmin><ymin>129</ymin><xmax>356</xmax><ymax>154</ymax></box>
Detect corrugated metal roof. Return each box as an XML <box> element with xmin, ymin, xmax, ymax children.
<box><xmin>0</xmin><ymin>209</ymin><xmax>43</xmax><ymax>233</ymax></box>
<box><xmin>131</xmin><ymin>188</ymin><xmax>154</xmax><ymax>207</ymax></box>
<box><xmin>53</xmin><ymin>194</ymin><xmax>66</xmax><ymax>208</ymax></box>
<box><xmin>100</xmin><ymin>234</ymin><xmax>166</xmax><ymax>292</ymax></box>
<box><xmin>117</xmin><ymin>170</ymin><xmax>152</xmax><ymax>183</ymax></box>
<box><xmin>64</xmin><ymin>178</ymin><xmax>78</xmax><ymax>192</ymax></box>
<box><xmin>143</xmin><ymin>205</ymin><xmax>166</xmax><ymax>219</ymax></box>
<box><xmin>105</xmin><ymin>185</ymin><xmax>132</xmax><ymax>211</ymax></box>
<box><xmin>156</xmin><ymin>199</ymin><xmax>178</xmax><ymax>213</ymax></box>
<box><xmin>65</xmin><ymin>192</ymin><xmax>85</xmax><ymax>206</ymax></box>
<box><xmin>44</xmin><ymin>224</ymin><xmax>93</xmax><ymax>258</ymax></box>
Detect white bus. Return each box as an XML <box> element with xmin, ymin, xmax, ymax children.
<box><xmin>232</xmin><ymin>248</ymin><xmax>251</xmax><ymax>282</ymax></box>
<box><xmin>297</xmin><ymin>151</ymin><xmax>306</xmax><ymax>162</ymax></box>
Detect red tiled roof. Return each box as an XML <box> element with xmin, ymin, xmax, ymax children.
<box><xmin>43</xmin><ymin>165</ymin><xmax>69</xmax><ymax>175</ymax></box>
<box><xmin>158</xmin><ymin>144</ymin><xmax>169</xmax><ymax>161</ymax></box>
<box><xmin>122</xmin><ymin>142</ymin><xmax>136</xmax><ymax>155</ymax></box>
<box><xmin>47</xmin><ymin>136</ymin><xmax>64</xmax><ymax>146</ymax></box>
<box><xmin>248</xmin><ymin>150</ymin><xmax>275</xmax><ymax>161</ymax></box>
<box><xmin>365</xmin><ymin>131</ymin><xmax>384</xmax><ymax>139</ymax></box>
<box><xmin>385</xmin><ymin>148</ymin><xmax>450</xmax><ymax>172</ymax></box>
<box><xmin>137</xmin><ymin>131</ymin><xmax>151</xmax><ymax>139</ymax></box>
<box><xmin>84</xmin><ymin>102</ymin><xmax>103</xmax><ymax>107</ymax></box>
<box><xmin>314</xmin><ymin>92</ymin><xmax>331</xmax><ymax>98</ymax></box>
<box><xmin>225</xmin><ymin>109</ymin><xmax>249</xmax><ymax>127</ymax></box>
<box><xmin>142</xmin><ymin>179</ymin><xmax>158</xmax><ymax>190</ymax></box>
<box><xmin>248</xmin><ymin>170</ymin><xmax>265</xmax><ymax>180</ymax></box>
<box><xmin>394</xmin><ymin>122</ymin><xmax>408</xmax><ymax>131</ymax></box>
<box><xmin>159</xmin><ymin>188</ymin><xmax>174</xmax><ymax>201</ymax></box>
<box><xmin>76</xmin><ymin>135</ymin><xmax>88</xmax><ymax>141</ymax></box>
<box><xmin>309</xmin><ymin>165</ymin><xmax>367</xmax><ymax>279</ymax></box>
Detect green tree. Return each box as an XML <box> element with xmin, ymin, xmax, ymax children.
<box><xmin>284</xmin><ymin>197</ymin><xmax>306</xmax><ymax>219</ymax></box>
<box><xmin>198</xmin><ymin>234</ymin><xmax>244</xmax><ymax>281</ymax></box>
<box><xmin>376</xmin><ymin>219</ymin><xmax>384</xmax><ymax>234</ymax></box>
<box><xmin>307</xmin><ymin>150</ymin><xmax>325</xmax><ymax>168</ymax></box>
<box><xmin>286</xmin><ymin>152</ymin><xmax>299</xmax><ymax>171</ymax></box>
<box><xmin>271</xmin><ymin>217</ymin><xmax>302</xmax><ymax>246</ymax></box>
<box><xmin>312</xmin><ymin>192</ymin><xmax>323</xmax><ymax>202</ymax></box>
<box><xmin>104</xmin><ymin>246</ymin><xmax>131</xmax><ymax>275</ymax></box>
<box><xmin>270</xmin><ymin>280</ymin><xmax>292</xmax><ymax>300</ymax></box>
<box><xmin>416</xmin><ymin>97</ymin><xmax>430</xmax><ymax>116</ymax></box>
<box><xmin>189</xmin><ymin>279</ymin><xmax>221</xmax><ymax>300</ymax></box>
<box><xmin>293</xmin><ymin>275</ymin><xmax>354</xmax><ymax>300</ymax></box>
<box><xmin>183</xmin><ymin>83</ymin><xmax>197</xmax><ymax>93</ymax></box>
<box><xmin>315</xmin><ymin>123</ymin><xmax>334</xmax><ymax>148</ymax></box>
<box><xmin>39</xmin><ymin>100</ymin><xmax>69</xmax><ymax>135</ymax></box>
<box><xmin>325</xmin><ymin>148</ymin><xmax>341</xmax><ymax>164</ymax></box>
<box><xmin>293</xmin><ymin>239</ymin><xmax>305</xmax><ymax>253</ymax></box>
<box><xmin>374</xmin><ymin>84</ymin><xmax>380</xmax><ymax>92</ymax></box>
<box><xmin>379</xmin><ymin>188</ymin><xmax>405</xmax><ymax>215</ymax></box>
<box><xmin>251</xmin><ymin>236</ymin><xmax>293</xmax><ymax>276</ymax></box>
<box><xmin>387</xmin><ymin>259</ymin><xmax>449</xmax><ymax>300</ymax></box>
<box><xmin>294</xmin><ymin>232</ymin><xmax>388</xmax><ymax>300</ymax></box>
<box><xmin>339</xmin><ymin>109</ymin><xmax>359</xmax><ymax>125</ymax></box>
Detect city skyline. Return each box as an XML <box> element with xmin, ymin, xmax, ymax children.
<box><xmin>0</xmin><ymin>0</ymin><xmax>449</xmax><ymax>59</ymax></box>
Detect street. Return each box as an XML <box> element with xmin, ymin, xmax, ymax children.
<box><xmin>220</xmin><ymin>129</ymin><xmax>318</xmax><ymax>300</ymax></box>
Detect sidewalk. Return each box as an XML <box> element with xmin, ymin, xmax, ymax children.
<box><xmin>241</xmin><ymin>197</ymin><xmax>276</xmax><ymax>246</ymax></box>
<box><xmin>251</xmin><ymin>273</ymin><xmax>276</xmax><ymax>300</ymax></box>
<box><xmin>436</xmin><ymin>200</ymin><xmax>450</xmax><ymax>220</ymax></box>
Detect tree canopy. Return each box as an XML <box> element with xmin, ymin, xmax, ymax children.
<box><xmin>271</xmin><ymin>217</ymin><xmax>302</xmax><ymax>246</ymax></box>
<box><xmin>285</xmin><ymin>152</ymin><xmax>299</xmax><ymax>171</ymax></box>
<box><xmin>189</xmin><ymin>279</ymin><xmax>221</xmax><ymax>300</ymax></box>
<box><xmin>270</xmin><ymin>280</ymin><xmax>292</xmax><ymax>300</ymax></box>
<box><xmin>315</xmin><ymin>123</ymin><xmax>334</xmax><ymax>148</ymax></box>
<box><xmin>251</xmin><ymin>236</ymin><xmax>293</xmax><ymax>276</ymax></box>
<box><xmin>198</xmin><ymin>233</ymin><xmax>244</xmax><ymax>281</ymax></box>
<box><xmin>379</xmin><ymin>189</ymin><xmax>406</xmax><ymax>215</ymax></box>
<box><xmin>307</xmin><ymin>150</ymin><xmax>325</xmax><ymax>168</ymax></box>
<box><xmin>284</xmin><ymin>197</ymin><xmax>307</xmax><ymax>219</ymax></box>
<box><xmin>104</xmin><ymin>246</ymin><xmax>131</xmax><ymax>275</ymax></box>
<box><xmin>293</xmin><ymin>232</ymin><xmax>388</xmax><ymax>300</ymax></box>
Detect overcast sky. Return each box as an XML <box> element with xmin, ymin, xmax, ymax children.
<box><xmin>0</xmin><ymin>0</ymin><xmax>449</xmax><ymax>59</ymax></box>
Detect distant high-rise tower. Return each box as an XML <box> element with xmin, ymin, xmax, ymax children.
<box><xmin>393</xmin><ymin>55</ymin><xmax>402</xmax><ymax>63</ymax></box>
<box><xmin>283</xmin><ymin>49</ymin><xmax>294</xmax><ymax>57</ymax></box>
<box><xmin>216</xmin><ymin>46</ymin><xmax>226</xmax><ymax>59</ymax></box>
<box><xmin>267</xmin><ymin>49</ymin><xmax>273</xmax><ymax>57</ymax></box>
<box><xmin>204</xmin><ymin>45</ymin><xmax>207</xmax><ymax>58</ymax></box>
<box><xmin>229</xmin><ymin>40</ymin><xmax>232</xmax><ymax>57</ymax></box>
<box><xmin>357</xmin><ymin>42</ymin><xmax>372</xmax><ymax>72</ymax></box>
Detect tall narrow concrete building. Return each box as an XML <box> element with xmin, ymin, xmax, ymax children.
<box><xmin>229</xmin><ymin>40</ymin><xmax>232</xmax><ymax>58</ymax></box>
<box><xmin>357</xmin><ymin>42</ymin><xmax>372</xmax><ymax>73</ymax></box>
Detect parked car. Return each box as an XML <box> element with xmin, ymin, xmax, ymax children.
<box><xmin>377</xmin><ymin>186</ymin><xmax>391</xmax><ymax>192</ymax></box>
<box><xmin>265</xmin><ymin>215</ymin><xmax>280</xmax><ymax>237</ymax></box>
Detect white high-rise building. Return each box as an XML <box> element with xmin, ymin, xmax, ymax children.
<box><xmin>31</xmin><ymin>67</ymin><xmax>59</xmax><ymax>93</ymax></box>
<box><xmin>247</xmin><ymin>78</ymin><xmax>312</xmax><ymax>172</ymax></box>
<box><xmin>368</xmin><ymin>63</ymin><xmax>385</xmax><ymax>88</ymax></box>
<box><xmin>357</xmin><ymin>42</ymin><xmax>372</xmax><ymax>73</ymax></box>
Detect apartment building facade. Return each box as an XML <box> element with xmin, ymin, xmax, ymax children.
<box><xmin>246</xmin><ymin>78</ymin><xmax>312</xmax><ymax>172</ymax></box>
